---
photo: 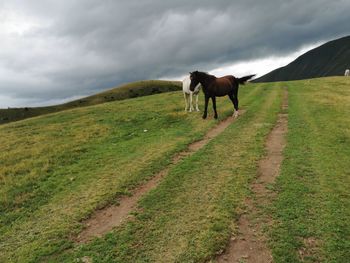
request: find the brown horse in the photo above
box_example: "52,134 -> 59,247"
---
189,71 -> 255,119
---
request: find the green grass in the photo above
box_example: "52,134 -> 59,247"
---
48,83 -> 284,262
0,80 -> 181,125
2,76 -> 349,263
0,83 -> 258,262
269,77 -> 350,262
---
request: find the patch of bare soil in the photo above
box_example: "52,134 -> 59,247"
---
75,111 -> 245,243
216,89 -> 288,263
298,237 -> 319,261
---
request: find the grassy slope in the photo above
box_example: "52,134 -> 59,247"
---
2,77 -> 349,263
269,77 -> 350,262
0,80 -> 181,125
53,83 -> 283,262
0,83 -> 255,262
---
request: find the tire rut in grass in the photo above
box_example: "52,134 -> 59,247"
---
217,89 -> 288,263
75,111 -> 246,243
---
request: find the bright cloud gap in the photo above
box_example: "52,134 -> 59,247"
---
162,42 -> 321,82
0,42 -> 322,108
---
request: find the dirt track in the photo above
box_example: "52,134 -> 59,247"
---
75,111 -> 246,243
217,89 -> 288,263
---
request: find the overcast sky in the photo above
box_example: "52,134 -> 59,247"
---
1,0 -> 350,108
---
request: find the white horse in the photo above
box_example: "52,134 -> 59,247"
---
345,69 -> 350,76
182,75 -> 201,112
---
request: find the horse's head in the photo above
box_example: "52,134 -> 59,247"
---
189,71 -> 200,92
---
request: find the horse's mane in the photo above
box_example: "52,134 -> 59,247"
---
197,71 -> 216,80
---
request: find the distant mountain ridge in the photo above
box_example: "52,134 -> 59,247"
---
254,35 -> 350,82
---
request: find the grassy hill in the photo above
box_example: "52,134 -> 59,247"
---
254,35 -> 350,82
0,80 -> 181,125
1,77 -> 349,262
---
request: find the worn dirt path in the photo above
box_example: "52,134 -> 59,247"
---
75,111 -> 246,243
216,89 -> 288,263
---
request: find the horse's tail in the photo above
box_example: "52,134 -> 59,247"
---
237,74 -> 255,84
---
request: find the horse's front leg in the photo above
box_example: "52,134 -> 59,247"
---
184,93 -> 189,111
195,94 -> 200,111
211,96 -> 218,119
203,95 -> 209,119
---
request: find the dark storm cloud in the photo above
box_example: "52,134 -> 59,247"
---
1,0 -> 350,107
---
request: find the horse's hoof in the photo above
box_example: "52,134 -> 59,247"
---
202,115 -> 207,119
214,115 -> 218,119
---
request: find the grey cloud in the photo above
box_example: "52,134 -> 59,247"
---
1,0 -> 350,107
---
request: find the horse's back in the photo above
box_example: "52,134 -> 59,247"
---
221,75 -> 236,84
215,78 -> 229,86
212,76 -> 235,96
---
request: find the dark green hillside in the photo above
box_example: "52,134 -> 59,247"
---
0,80 -> 181,125
254,35 -> 350,82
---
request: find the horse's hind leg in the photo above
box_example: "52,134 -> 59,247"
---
228,93 -> 239,118
211,96 -> 218,119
